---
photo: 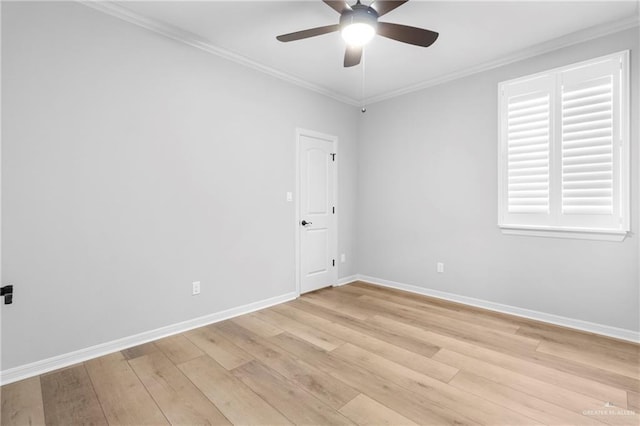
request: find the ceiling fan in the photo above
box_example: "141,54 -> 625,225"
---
276,0 -> 439,67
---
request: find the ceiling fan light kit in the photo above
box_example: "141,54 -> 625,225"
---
340,5 -> 378,47
276,0 -> 439,68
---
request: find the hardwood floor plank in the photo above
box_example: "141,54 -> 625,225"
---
232,360 -> 354,425
338,394 -> 418,426
523,345 -> 639,394
371,314 -> 630,408
351,282 -> 532,324
361,295 -> 541,353
537,340 -> 639,379
1,377 -> 46,426
128,351 -> 231,425
449,370 -> 605,425
231,314 -> 284,337
154,334 -> 204,365
184,326 -> 253,370
121,342 -> 158,360
178,355 -> 292,425
273,302 -> 458,382
269,332 -> 480,425
336,284 -> 521,334
517,322 -> 640,357
84,352 -> 168,425
40,364 -> 107,426
302,288 -> 379,320
254,308 -> 344,351
290,297 -> 372,325
214,319 -> 360,410
289,298 -> 441,357
331,342 -> 540,425
433,348 -> 638,426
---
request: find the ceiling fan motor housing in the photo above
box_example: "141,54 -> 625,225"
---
339,4 -> 379,31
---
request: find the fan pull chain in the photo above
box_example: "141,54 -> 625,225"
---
361,48 -> 367,113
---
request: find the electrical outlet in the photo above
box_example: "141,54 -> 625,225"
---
437,262 -> 444,273
341,253 -> 346,263
286,192 -> 293,202
192,281 -> 201,295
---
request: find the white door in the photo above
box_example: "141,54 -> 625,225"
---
297,129 -> 337,294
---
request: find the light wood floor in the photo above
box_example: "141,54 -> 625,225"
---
2,282 -> 639,425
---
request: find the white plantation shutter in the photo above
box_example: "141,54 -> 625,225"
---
499,51 -> 629,240
561,75 -> 613,215
558,58 -> 623,230
507,88 -> 551,214
500,75 -> 554,227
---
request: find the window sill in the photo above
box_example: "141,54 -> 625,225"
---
499,226 -> 628,242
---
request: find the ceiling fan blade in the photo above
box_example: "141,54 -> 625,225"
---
276,24 -> 340,42
377,22 -> 439,47
370,1 -> 408,17
344,45 -> 363,67
323,1 -> 352,14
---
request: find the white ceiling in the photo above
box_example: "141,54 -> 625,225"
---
110,1 -> 639,104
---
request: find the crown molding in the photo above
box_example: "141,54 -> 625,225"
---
365,14 -> 640,105
80,1 -> 637,108
78,0 -> 360,106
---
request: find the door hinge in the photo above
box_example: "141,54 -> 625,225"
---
332,206 -> 335,214
330,153 -> 336,162
332,259 -> 335,267
1,285 -> 13,305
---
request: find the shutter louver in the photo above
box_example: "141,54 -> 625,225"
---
561,76 -> 613,215
506,91 -> 550,214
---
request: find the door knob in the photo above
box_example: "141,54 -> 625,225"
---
301,220 -> 312,226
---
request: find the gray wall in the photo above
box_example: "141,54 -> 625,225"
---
2,1 -> 638,373
1,2 -> 359,370
358,28 -> 639,332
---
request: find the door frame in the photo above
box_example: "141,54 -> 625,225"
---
294,128 -> 338,296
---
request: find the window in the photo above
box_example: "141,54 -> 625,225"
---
498,51 -> 630,241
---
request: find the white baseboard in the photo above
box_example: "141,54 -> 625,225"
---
0,291 -> 297,386
356,274 -> 640,343
335,275 -> 358,287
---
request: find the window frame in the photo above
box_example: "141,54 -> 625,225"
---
497,51 -> 630,242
